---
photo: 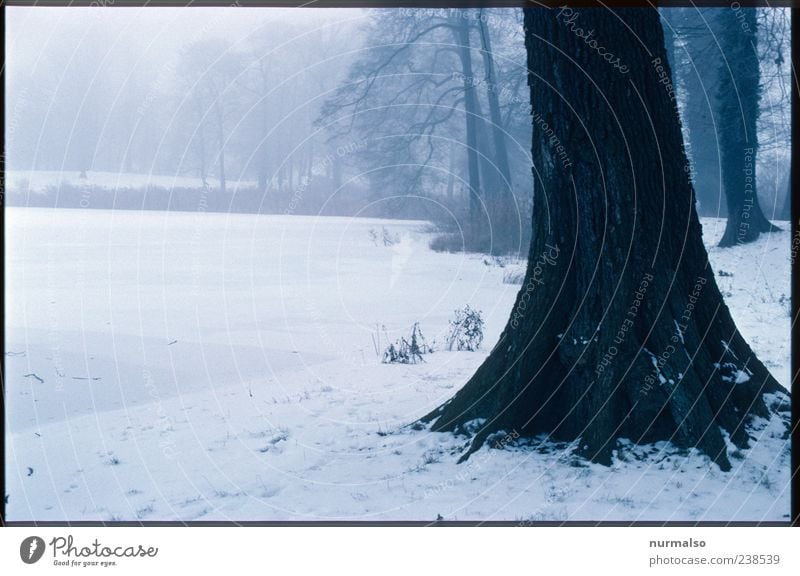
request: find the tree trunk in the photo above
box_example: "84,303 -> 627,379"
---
421,7 -> 785,472
478,9 -> 513,188
717,8 -> 779,246
476,10 -> 518,254
454,19 -> 485,251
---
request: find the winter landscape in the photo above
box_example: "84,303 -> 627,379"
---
4,6 -> 792,523
4,207 -> 791,521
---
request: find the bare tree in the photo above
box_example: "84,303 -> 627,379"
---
177,39 -> 245,193
320,9 -> 529,252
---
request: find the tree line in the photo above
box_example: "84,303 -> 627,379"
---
6,7 -> 790,251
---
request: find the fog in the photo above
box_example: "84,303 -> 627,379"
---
6,7 -> 366,192
4,7 -> 790,241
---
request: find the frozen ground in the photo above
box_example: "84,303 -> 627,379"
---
4,208 -> 791,522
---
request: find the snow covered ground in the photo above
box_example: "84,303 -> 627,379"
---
4,207 -> 791,522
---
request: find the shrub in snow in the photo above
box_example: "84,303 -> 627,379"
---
502,267 -> 526,285
368,226 -> 400,247
382,323 -> 432,364
382,226 -> 399,246
429,232 -> 463,253
446,305 -> 484,351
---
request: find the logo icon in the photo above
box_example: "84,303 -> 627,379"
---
20,536 -> 46,564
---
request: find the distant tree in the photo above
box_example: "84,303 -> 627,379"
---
176,39 -> 245,193
238,22 -> 356,200
756,8 -> 791,222
661,8 -> 727,217
715,8 -> 779,246
664,8 -> 783,243
320,9 -> 530,254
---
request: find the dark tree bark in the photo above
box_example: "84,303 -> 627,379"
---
421,7 -> 785,471
716,8 -> 779,247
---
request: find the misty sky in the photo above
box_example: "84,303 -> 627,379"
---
4,7 -> 371,180
6,7 -> 366,73
4,6 -> 789,215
